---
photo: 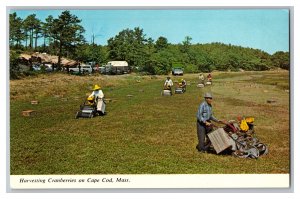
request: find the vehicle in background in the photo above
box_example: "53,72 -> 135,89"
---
91,63 -> 106,74
81,65 -> 93,73
88,61 -> 96,67
105,61 -> 130,75
32,64 -> 41,71
172,67 -> 184,76
99,66 -> 106,74
32,63 -> 53,72
69,64 -> 93,74
44,63 -> 53,72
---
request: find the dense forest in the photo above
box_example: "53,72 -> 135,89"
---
9,10 -> 290,79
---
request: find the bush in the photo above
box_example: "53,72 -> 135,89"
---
184,64 -> 198,73
22,70 -> 38,77
198,64 -> 214,72
10,51 -> 21,79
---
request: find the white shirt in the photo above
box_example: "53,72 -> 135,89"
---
89,90 -> 104,99
199,75 -> 204,80
164,79 -> 173,87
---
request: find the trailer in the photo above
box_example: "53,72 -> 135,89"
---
105,61 -> 130,75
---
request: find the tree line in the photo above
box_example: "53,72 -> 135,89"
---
9,10 -> 290,79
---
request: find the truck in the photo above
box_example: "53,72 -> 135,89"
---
172,67 -> 184,76
69,64 -> 93,74
105,61 -> 130,75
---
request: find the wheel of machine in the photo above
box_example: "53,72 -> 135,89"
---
255,143 -> 268,156
232,145 -> 259,159
247,146 -> 260,159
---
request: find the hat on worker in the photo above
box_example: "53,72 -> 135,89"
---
93,84 -> 101,91
204,92 -> 213,99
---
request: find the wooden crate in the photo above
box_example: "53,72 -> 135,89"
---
197,83 -> 204,88
267,99 -> 276,103
22,110 -> 35,117
31,100 -> 39,104
208,128 -> 233,154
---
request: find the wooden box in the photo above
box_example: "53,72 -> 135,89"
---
31,100 -> 39,104
197,83 -> 204,88
208,128 -> 233,154
22,110 -> 35,117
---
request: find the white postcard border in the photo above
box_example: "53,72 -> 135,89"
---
11,174 -> 289,189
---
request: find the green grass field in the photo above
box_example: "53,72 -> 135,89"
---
10,70 -> 290,174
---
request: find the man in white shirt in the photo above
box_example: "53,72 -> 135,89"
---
164,76 -> 173,94
199,73 -> 205,84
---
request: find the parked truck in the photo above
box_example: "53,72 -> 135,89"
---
69,64 -> 93,74
172,67 -> 184,76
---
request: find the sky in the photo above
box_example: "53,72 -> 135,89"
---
10,9 -> 289,55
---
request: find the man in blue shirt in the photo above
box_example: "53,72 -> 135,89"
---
196,92 -> 222,152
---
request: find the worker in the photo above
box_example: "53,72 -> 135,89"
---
87,96 -> 95,106
89,84 -> 105,115
196,92 -> 223,153
164,76 -> 174,93
180,78 -> 187,92
199,73 -> 205,84
207,73 -> 212,82
94,63 -> 99,73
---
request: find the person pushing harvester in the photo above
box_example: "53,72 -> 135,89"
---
195,92 -> 268,158
162,76 -> 174,95
196,92 -> 224,153
199,73 -> 205,85
175,78 -> 187,94
75,84 -> 106,118
164,76 -> 173,90
89,84 -> 105,115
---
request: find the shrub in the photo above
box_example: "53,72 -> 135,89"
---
184,64 -> 198,73
10,51 -> 21,79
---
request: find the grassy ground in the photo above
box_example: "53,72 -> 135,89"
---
10,70 -> 290,174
